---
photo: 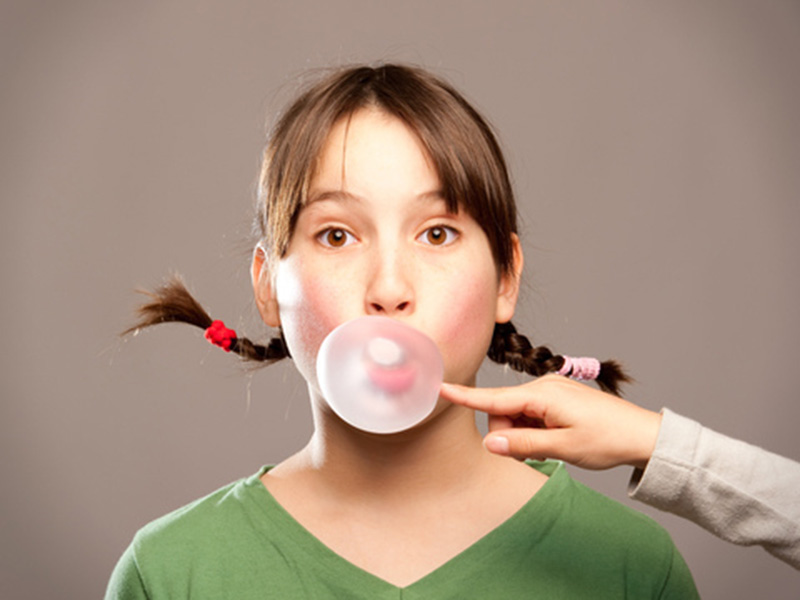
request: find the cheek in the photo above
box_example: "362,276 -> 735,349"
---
274,259 -> 351,387
426,267 -> 500,382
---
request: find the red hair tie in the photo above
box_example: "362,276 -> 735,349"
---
204,320 -> 237,352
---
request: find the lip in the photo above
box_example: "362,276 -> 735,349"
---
366,363 -> 417,394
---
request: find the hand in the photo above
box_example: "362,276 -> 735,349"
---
440,374 -> 662,470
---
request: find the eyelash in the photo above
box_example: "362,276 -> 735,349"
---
417,224 -> 459,246
316,227 -> 357,248
315,224 -> 460,249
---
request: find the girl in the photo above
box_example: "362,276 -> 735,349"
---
107,64 -> 698,598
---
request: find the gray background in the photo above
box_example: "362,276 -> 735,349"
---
2,0 -> 799,598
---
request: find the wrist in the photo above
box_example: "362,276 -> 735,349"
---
628,408 -> 662,470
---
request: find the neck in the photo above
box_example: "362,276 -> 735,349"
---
291,391 -> 491,503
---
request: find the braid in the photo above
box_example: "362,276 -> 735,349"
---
488,322 -> 631,396
122,274 -> 290,364
230,334 -> 290,363
487,322 -> 562,377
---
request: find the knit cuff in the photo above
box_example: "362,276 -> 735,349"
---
628,408 -> 703,508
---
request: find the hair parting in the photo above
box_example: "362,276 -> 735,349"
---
122,275 -> 289,364
488,322 -> 631,395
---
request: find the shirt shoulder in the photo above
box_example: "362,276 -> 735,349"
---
125,468 -> 282,595
530,460 -> 672,543
135,476 -> 240,543
525,461 -> 698,598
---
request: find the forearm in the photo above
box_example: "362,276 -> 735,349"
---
629,409 -> 800,569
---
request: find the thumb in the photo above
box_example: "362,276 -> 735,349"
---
484,428 -> 571,462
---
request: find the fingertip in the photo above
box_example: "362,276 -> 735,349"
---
439,381 -> 466,401
484,435 -> 510,456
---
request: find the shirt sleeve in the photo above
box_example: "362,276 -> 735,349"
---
628,408 -> 800,570
105,542 -> 150,600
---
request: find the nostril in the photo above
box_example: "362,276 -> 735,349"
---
367,300 -> 411,315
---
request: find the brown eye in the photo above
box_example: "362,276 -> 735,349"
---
427,227 -> 445,245
319,228 -> 353,248
420,225 -> 457,246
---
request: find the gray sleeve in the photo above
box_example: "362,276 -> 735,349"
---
628,408 -> 800,570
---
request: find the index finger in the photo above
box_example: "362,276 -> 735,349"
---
439,381 -> 547,418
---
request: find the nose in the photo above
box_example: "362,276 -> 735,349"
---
364,245 -> 414,316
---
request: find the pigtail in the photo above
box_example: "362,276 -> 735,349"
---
488,322 -> 631,396
487,322 -> 562,377
122,275 -> 290,364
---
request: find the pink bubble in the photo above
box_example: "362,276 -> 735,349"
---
316,316 -> 444,434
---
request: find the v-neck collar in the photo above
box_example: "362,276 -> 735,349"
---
242,461 -> 566,596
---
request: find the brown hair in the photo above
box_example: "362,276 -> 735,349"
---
256,64 -> 516,272
126,63 -> 630,394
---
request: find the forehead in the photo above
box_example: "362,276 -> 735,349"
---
308,108 -> 441,202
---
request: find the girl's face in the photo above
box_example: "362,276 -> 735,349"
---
253,108 -> 521,413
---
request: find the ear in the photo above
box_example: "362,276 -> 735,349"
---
251,244 -> 281,328
495,233 -> 523,324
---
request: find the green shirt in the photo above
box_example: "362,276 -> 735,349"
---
106,461 -> 698,599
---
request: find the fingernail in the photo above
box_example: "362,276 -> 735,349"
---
485,436 -> 509,455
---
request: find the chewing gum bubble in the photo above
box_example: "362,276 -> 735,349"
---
316,316 -> 444,434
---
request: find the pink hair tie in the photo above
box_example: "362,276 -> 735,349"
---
557,356 -> 601,381
204,320 -> 237,352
